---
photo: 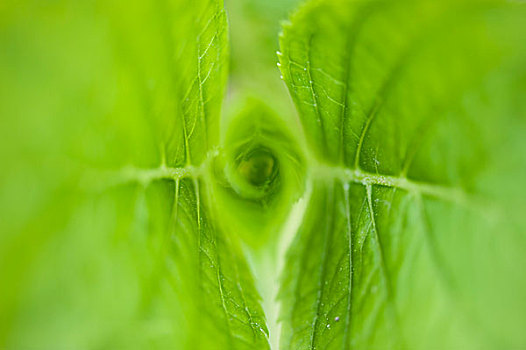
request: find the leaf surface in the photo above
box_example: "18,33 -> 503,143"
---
278,0 -> 526,348
0,1 -> 269,348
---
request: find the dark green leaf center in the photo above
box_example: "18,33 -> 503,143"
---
237,148 -> 278,187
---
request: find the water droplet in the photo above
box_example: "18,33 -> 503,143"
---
335,316 -> 340,322
277,62 -> 281,67
326,324 -> 331,329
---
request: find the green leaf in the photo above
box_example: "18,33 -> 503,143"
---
213,98 -> 306,247
278,0 -> 526,348
4,0 -> 526,348
0,0 -> 269,348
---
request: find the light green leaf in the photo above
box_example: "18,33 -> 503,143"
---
0,0 -> 269,348
213,98 -> 306,247
278,0 -> 526,348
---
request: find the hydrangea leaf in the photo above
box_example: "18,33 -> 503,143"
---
278,0 -> 526,348
0,1 -> 269,348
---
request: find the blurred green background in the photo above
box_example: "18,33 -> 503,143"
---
225,0 -> 298,112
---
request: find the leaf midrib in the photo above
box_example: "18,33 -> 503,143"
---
103,161 -> 476,207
